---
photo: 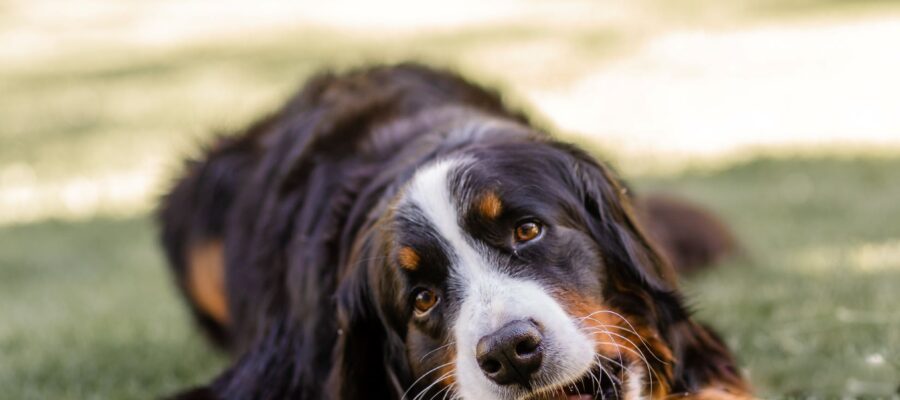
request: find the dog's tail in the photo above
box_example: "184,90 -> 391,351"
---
635,194 -> 738,274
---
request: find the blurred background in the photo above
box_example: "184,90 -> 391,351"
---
2,0 -> 899,398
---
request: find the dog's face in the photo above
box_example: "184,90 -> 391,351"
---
366,141 -> 677,400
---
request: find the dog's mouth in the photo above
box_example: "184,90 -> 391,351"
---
526,365 -> 621,400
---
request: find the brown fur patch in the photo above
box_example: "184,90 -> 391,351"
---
398,246 -> 420,271
477,191 -> 502,220
187,240 -> 229,325
437,348 -> 458,388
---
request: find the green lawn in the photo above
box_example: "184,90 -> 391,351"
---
0,217 -> 225,399
1,156 -> 898,398
637,156 -> 900,397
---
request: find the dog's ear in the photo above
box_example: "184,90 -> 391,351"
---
565,147 -> 679,295
566,146 -> 752,397
327,227 -> 411,400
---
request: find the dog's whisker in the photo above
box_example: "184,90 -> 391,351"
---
579,317 -> 669,367
593,328 -> 626,399
412,370 -> 456,400
578,311 -> 670,365
439,382 -> 457,400
583,327 -> 654,362
586,361 -> 608,400
588,335 -> 655,396
592,350 -> 628,387
590,345 -> 629,372
589,324 -> 627,378
427,377 -> 456,400
418,341 -> 456,363
593,352 -> 624,400
401,361 -> 456,400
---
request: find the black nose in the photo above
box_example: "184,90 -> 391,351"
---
475,319 -> 543,387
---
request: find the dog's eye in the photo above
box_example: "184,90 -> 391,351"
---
514,221 -> 542,243
413,289 -> 439,314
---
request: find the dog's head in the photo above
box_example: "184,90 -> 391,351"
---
331,138 -> 685,400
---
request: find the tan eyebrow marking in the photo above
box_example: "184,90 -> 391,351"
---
397,246 -> 420,271
477,191 -> 503,220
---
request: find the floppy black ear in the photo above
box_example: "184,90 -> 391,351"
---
326,230 -> 411,400
565,146 -> 679,295
566,146 -> 752,395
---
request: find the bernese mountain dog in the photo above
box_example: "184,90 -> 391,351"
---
159,63 -> 751,400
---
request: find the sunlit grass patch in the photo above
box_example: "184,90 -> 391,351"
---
791,239 -> 900,273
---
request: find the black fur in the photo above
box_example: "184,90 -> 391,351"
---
159,63 -> 747,399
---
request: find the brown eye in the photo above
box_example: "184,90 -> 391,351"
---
514,221 -> 542,243
414,289 -> 438,314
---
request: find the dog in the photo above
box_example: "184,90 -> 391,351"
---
159,63 -> 750,400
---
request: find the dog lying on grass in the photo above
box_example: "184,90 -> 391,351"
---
159,63 -> 749,400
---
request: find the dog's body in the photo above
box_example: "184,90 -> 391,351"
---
160,64 -> 749,400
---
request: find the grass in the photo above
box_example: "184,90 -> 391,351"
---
0,217 -> 225,399
636,156 -> 900,396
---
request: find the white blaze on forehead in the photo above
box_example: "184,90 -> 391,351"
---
404,158 -> 482,274
405,158 -> 500,294
404,158 -> 597,400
